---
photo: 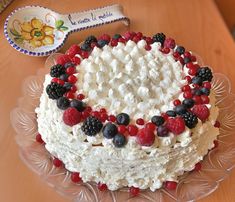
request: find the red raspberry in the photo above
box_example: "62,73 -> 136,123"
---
136,128 -> 155,146
123,31 -> 135,40
173,99 -> 181,106
81,111 -> 90,119
118,37 -> 126,43
184,76 -> 192,84
183,91 -> 193,99
99,108 -> 107,113
110,39 -> 118,47
71,172 -> 81,183
108,115 -> 116,122
181,85 -> 191,92
71,56 -> 81,65
70,85 -> 77,93
36,133 -> 44,144
65,91 -> 75,99
145,44 -> 151,51
161,113 -> 169,121
66,67 -> 76,75
85,106 -> 92,112
129,186 -> 140,196
91,111 -> 100,119
188,67 -> 197,76
98,182 -> 108,191
194,162 -> 202,171
132,36 -> 141,43
191,55 -> 196,62
203,82 -> 211,89
127,124 -> 138,136
56,54 -> 71,65
164,181 -> 177,190
164,38 -> 175,49
184,51 -> 191,57
136,118 -> 145,125
90,42 -> 97,49
178,57 -> 184,65
99,34 -> 111,42
145,37 -> 153,44
68,75 -> 77,83
161,47 -> 170,54
57,79 -> 65,86
118,125 -> 126,134
51,78 -> 59,83
214,121 -> 220,128
77,93 -> 85,100
145,122 -> 156,131
53,158 -> 62,167
166,117 -> 185,135
66,44 -> 81,57
201,95 -> 210,104
193,95 -> 202,105
81,51 -> 89,59
63,107 -> 81,126
100,113 -> 108,122
173,52 -> 180,58
192,105 -> 210,122
136,32 -> 143,38
186,62 -> 194,69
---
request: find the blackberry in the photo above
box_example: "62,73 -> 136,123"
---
50,64 -> 66,78
63,82 -> 73,91
46,82 -> 66,100
116,113 -> 130,126
152,33 -> 166,45
64,62 -> 75,68
81,43 -> 91,51
175,46 -> 185,55
57,97 -> 70,110
84,35 -> 97,45
181,111 -> 198,129
151,116 -> 164,126
81,116 -> 103,136
197,67 -> 213,82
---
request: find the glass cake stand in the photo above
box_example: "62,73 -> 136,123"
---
10,53 -> 235,202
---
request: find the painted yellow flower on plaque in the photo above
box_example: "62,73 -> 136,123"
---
10,16 -> 68,49
20,18 -> 54,47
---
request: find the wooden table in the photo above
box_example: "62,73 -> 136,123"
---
0,0 -> 235,201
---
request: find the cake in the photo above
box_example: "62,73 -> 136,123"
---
36,32 -> 220,193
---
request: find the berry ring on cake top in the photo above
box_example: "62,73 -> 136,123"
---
36,31 -> 219,193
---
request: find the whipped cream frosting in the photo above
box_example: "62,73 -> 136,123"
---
36,40 -> 220,191
77,40 -> 186,120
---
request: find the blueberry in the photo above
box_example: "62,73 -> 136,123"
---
166,110 -> 176,117
64,62 -> 75,68
63,82 -> 72,90
176,46 -> 185,55
184,57 -> 191,64
102,123 -> 118,139
60,74 -> 69,81
97,40 -> 109,48
157,125 -> 169,137
200,87 -> 210,96
151,116 -> 164,126
56,97 -> 70,110
113,133 -> 127,148
182,98 -> 195,108
70,99 -> 86,112
116,113 -> 130,125
113,34 -> 121,39
174,104 -> 187,115
192,76 -> 203,86
81,43 -> 91,51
